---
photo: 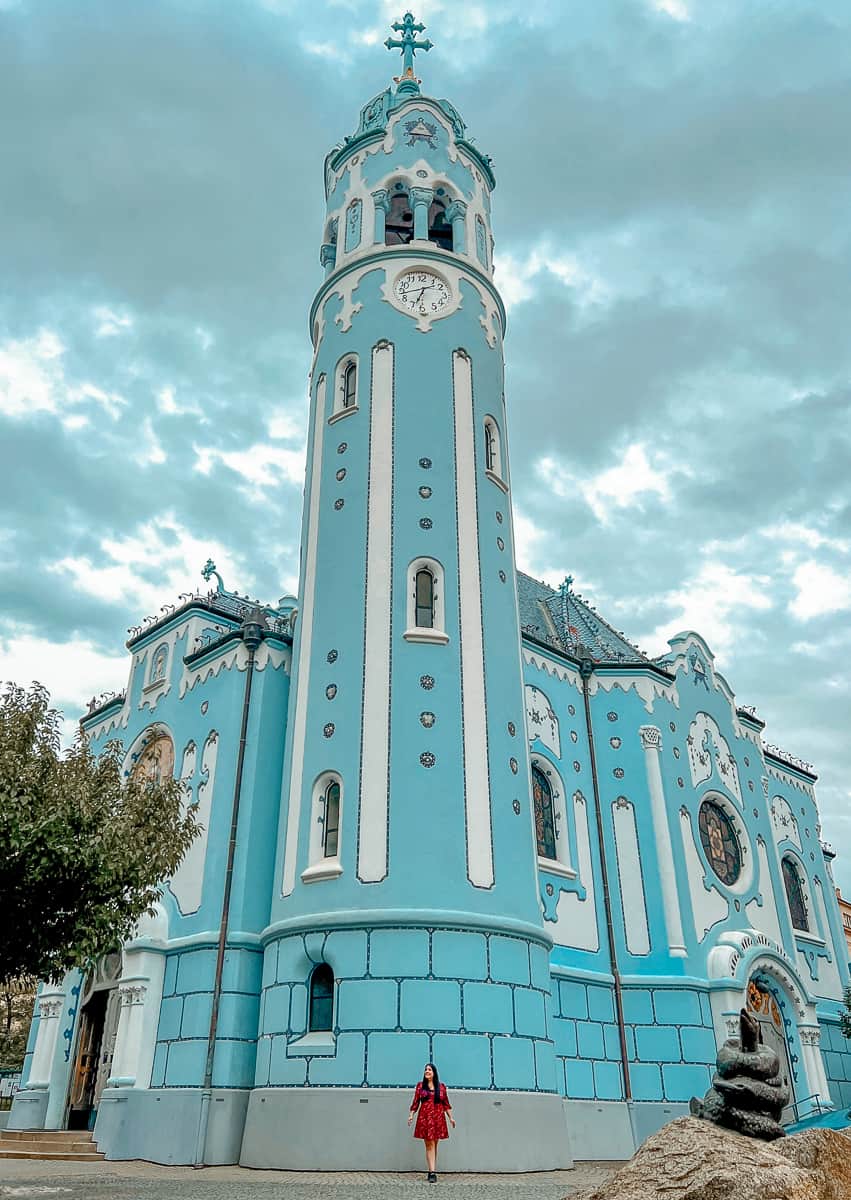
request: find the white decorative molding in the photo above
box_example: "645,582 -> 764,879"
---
585,670 -> 680,715
168,730 -> 218,915
522,649 -> 582,692
687,712 -> 742,804
552,790 -> 598,951
180,638 -> 289,699
357,341 -> 394,884
767,762 -> 815,799
525,685 -> 561,757
612,797 -> 650,955
638,724 -> 662,750
640,725 -> 687,956
282,373 -> 327,897
453,349 -> 493,888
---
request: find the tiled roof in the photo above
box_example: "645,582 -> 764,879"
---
516,571 -> 650,665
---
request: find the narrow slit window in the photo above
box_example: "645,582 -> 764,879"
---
343,361 -> 357,409
415,568 -> 435,629
308,964 -> 334,1032
485,422 -> 497,473
323,781 -> 340,858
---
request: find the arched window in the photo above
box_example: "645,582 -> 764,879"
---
782,857 -> 809,932
483,416 -> 506,489
532,765 -> 557,861
331,354 -> 358,420
415,567 -> 435,629
385,190 -> 414,245
427,198 -> 452,251
697,798 -> 742,886
308,964 -> 334,1032
404,558 -> 448,644
343,361 -> 357,410
323,780 -> 340,858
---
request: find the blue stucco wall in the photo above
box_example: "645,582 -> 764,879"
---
550,978 -> 715,1103
257,927 -> 555,1093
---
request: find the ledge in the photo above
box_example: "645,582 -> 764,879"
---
537,858 -> 577,880
328,405 -> 358,425
403,628 -> 450,645
301,860 -> 344,884
485,470 -> 509,494
286,1032 -> 336,1058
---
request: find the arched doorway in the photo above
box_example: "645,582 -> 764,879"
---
746,976 -> 793,1096
67,953 -> 122,1130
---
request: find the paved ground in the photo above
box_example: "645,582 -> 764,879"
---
0,1158 -> 618,1200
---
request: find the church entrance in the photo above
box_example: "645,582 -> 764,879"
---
66,955 -> 122,1131
746,977 -> 793,1096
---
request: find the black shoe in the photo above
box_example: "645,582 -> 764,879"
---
427,1172 -> 437,1182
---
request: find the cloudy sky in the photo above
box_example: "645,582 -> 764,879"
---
2,0 -> 849,883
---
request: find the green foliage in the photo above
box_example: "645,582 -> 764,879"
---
0,683 -> 199,984
840,985 -> 851,1041
0,980 -> 36,1070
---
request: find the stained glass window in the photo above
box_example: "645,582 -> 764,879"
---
698,798 -> 741,886
532,765 -> 557,861
782,857 -> 809,932
131,733 -> 175,787
308,964 -> 334,1032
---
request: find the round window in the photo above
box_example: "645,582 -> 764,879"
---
698,799 -> 742,886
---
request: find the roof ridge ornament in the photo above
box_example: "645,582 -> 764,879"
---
385,11 -> 432,94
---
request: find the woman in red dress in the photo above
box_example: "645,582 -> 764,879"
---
407,1062 -> 455,1182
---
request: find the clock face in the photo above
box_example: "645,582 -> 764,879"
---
394,270 -> 452,316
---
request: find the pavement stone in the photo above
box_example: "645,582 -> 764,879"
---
0,1157 -> 617,1200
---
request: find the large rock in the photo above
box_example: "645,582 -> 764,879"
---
578,1116 -> 851,1200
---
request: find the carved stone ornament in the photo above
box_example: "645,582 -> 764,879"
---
119,983 -> 147,1007
639,725 -> 662,751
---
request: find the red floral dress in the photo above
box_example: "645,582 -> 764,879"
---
410,1082 -> 451,1140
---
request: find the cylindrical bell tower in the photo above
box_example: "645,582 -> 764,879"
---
245,15 -> 569,1171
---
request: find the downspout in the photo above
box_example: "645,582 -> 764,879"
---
579,655 -> 632,1102
193,607 -> 265,1167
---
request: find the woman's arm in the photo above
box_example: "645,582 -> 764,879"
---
407,1085 -> 420,1124
442,1085 -> 456,1127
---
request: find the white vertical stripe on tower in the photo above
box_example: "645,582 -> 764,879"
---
453,349 -> 494,888
281,374 -> 327,896
357,341 -> 394,883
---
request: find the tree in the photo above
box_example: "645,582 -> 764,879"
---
840,985 -> 851,1041
0,683 -> 199,984
0,978 -> 36,1070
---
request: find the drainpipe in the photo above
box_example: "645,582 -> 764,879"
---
579,654 -> 632,1101
193,608 -> 265,1168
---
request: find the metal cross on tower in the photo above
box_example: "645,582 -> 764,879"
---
385,11 -> 432,85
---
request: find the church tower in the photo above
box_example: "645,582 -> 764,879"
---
244,15 -> 568,1170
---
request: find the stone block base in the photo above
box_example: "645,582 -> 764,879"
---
241,1087 -> 572,1171
93,1088 -> 249,1165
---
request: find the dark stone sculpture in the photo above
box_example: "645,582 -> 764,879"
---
689,1008 -> 790,1140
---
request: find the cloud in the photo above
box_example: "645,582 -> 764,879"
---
648,561 -> 773,657
538,443 -> 684,524
790,561 -> 851,621
0,627 -> 128,729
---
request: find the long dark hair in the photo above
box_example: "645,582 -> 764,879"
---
421,1062 -> 441,1103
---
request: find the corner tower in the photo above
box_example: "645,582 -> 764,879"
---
247,16 -> 568,1170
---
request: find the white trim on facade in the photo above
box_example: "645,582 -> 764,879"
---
452,349 -> 493,889
357,341 -> 394,883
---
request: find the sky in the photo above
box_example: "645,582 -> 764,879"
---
1,0 -> 850,884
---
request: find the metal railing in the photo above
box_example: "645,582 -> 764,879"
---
781,1092 -> 831,1126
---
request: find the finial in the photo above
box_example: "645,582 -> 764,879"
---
201,558 -> 225,593
385,11 -> 432,93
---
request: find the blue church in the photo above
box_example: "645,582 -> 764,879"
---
11,14 -> 851,1170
